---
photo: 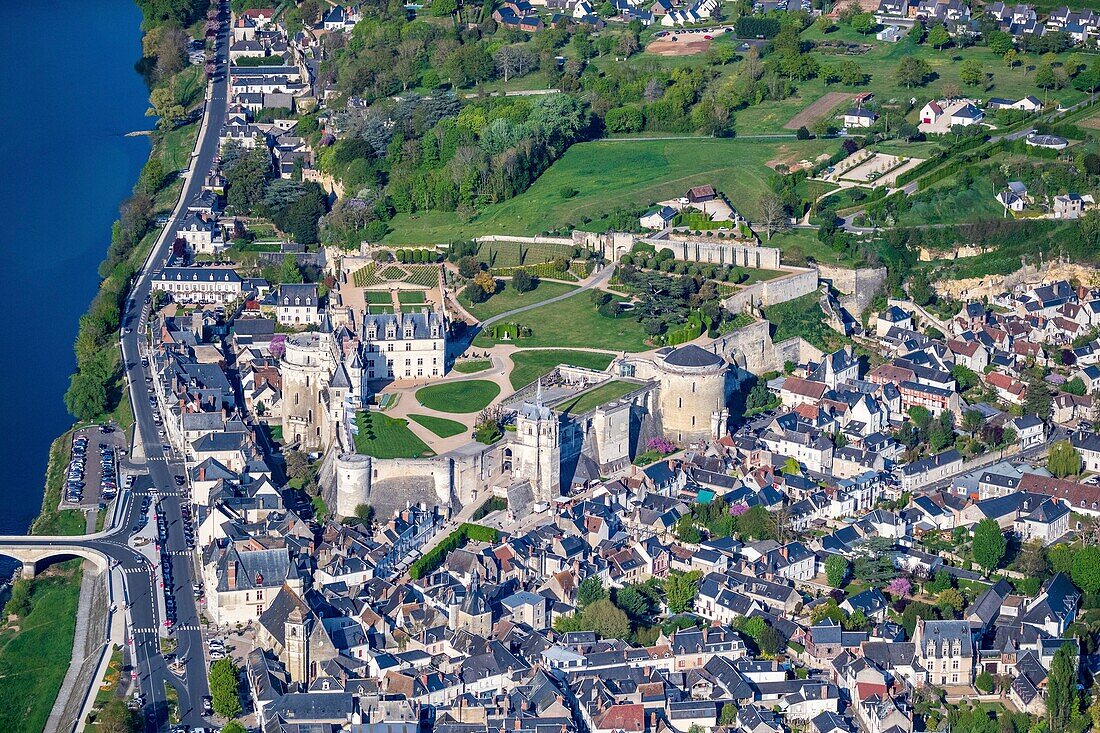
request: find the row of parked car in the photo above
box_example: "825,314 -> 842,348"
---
66,435 -> 90,503
155,503 -> 177,632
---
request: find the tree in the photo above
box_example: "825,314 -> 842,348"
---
583,598 -> 631,639
758,624 -> 783,656
908,405 -> 933,430
209,658 -> 243,718
146,84 -> 185,130
851,12 -> 876,33
665,570 -> 701,613
825,554 -> 849,587
221,724 -> 248,733
758,194 -> 786,241
988,30 -> 1015,55
278,254 -> 304,284
577,576 -> 606,608
137,156 -> 166,196
493,45 -> 537,83
937,588 -> 965,614
1048,440 -> 1082,478
975,670 -> 995,693
97,698 -> 139,733
960,59 -> 985,86
354,503 -> 375,525
675,515 -> 702,544
1036,63 -> 1060,90
473,270 -> 497,296
909,270 -> 934,306
511,268 -> 536,293
928,570 -> 952,594
962,408 -> 984,437
896,57 -> 933,87
65,371 -> 108,421
1003,49 -> 1020,67
972,519 -> 1007,575
719,703 -> 738,726
1046,644 -> 1079,733
458,256 -> 482,279
615,586 -> 651,619
927,24 -> 951,49
1071,546 -> 1100,594
1025,373 -> 1053,421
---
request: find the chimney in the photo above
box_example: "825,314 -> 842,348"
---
228,560 -> 238,589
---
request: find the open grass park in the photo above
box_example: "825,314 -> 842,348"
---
553,380 -> 641,415
509,350 -> 616,390
409,413 -> 468,438
382,137 -> 837,244
416,380 -> 501,413
353,411 -> 434,458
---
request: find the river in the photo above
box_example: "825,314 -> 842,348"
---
0,1 -> 151,563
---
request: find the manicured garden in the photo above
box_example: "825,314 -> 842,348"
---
415,380 -> 501,413
409,413 -> 467,438
353,411 -> 434,458
553,380 -> 641,415
398,290 -> 427,304
364,291 -> 393,305
382,138 -> 837,243
509,350 -> 616,390
461,280 -> 577,321
453,359 -> 493,374
473,292 -> 650,352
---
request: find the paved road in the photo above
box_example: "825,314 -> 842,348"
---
115,2 -> 233,728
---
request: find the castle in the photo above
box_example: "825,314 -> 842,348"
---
280,308 -> 448,450
330,343 -> 737,519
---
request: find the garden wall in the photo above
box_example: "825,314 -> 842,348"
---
722,268 -> 818,313
706,318 -> 823,375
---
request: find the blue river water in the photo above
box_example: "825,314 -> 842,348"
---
0,1 -> 151,549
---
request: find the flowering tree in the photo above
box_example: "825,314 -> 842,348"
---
647,437 -> 677,454
270,334 -> 287,359
730,503 -> 749,517
886,577 -> 911,597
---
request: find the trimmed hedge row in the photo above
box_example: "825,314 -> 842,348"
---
408,522 -> 500,579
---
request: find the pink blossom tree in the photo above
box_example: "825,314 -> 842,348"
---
886,577 -> 911,597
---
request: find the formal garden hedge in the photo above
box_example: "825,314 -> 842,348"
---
409,523 -> 500,579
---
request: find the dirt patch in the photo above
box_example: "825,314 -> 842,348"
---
934,261 -> 1100,301
828,0 -> 877,14
784,91 -> 853,130
1079,113 -> 1100,130
646,35 -> 713,56
766,144 -> 814,170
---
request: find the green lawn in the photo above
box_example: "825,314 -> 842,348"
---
416,380 -> 501,413
409,413 -> 468,438
461,281 -> 578,320
474,294 -> 651,352
0,570 -> 83,733
353,411 -> 434,458
765,229 -> 862,268
453,359 -> 493,374
31,432 -> 86,537
382,138 -> 838,244
398,291 -> 427,304
509,350 -> 616,390
365,291 -> 394,305
896,180 -> 1004,226
553,380 -> 641,415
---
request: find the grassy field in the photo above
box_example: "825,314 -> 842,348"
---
554,380 -> 641,415
31,432 -> 87,537
453,359 -> 493,374
509,349 -> 616,390
398,291 -> 427,304
416,380 -> 501,413
383,138 -> 838,244
409,413 -> 468,438
897,181 -> 1004,226
157,121 -> 199,173
0,569 -> 83,733
461,281 -> 578,321
353,411 -> 434,458
364,291 -> 393,305
474,294 -> 651,352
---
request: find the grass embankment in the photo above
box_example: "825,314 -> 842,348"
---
409,414 -> 468,438
353,412 -> 434,458
0,569 -> 83,733
762,291 -> 853,352
383,138 -> 837,243
415,380 -> 501,413
474,294 -> 650,352
461,281 -> 578,321
553,380 -> 641,415
509,350 -> 615,390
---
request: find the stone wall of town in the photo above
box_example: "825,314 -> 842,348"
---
334,453 -> 464,518
816,264 -> 888,316
722,268 -> 819,313
706,319 -> 823,376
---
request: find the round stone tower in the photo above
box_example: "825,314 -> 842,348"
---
334,452 -> 372,517
655,343 -> 729,444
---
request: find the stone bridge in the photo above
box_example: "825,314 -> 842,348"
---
0,536 -> 111,579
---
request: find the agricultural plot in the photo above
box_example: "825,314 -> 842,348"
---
476,240 -> 579,269
784,91 -> 853,130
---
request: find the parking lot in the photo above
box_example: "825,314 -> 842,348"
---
60,424 -> 128,509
